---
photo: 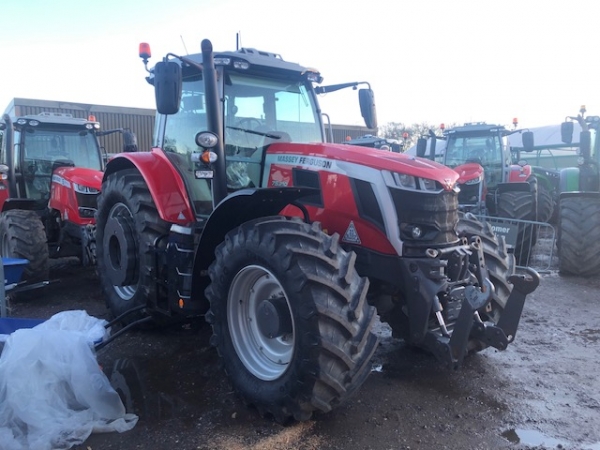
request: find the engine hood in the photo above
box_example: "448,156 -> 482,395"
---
268,142 -> 460,190
453,162 -> 484,184
52,166 -> 104,190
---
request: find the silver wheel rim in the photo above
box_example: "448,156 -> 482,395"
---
228,265 -> 295,381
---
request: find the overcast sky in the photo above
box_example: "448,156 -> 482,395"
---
1,0 -> 598,130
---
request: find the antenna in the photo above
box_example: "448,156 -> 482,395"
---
236,31 -> 242,50
180,35 -> 189,55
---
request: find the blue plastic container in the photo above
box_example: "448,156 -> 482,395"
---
2,258 -> 29,285
0,317 -> 44,335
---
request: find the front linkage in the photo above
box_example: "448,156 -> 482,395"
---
399,237 -> 540,370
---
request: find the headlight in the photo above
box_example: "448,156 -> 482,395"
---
195,131 -> 219,149
464,175 -> 483,185
73,183 -> 100,194
391,173 -> 440,191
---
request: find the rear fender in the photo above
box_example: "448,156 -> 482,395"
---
104,149 -> 195,224
559,167 -> 580,193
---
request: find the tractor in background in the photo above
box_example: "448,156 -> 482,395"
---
93,38 -> 538,423
556,106 -> 600,276
0,112 -> 133,284
417,121 -> 555,264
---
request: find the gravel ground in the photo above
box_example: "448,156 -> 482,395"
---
4,259 -> 600,450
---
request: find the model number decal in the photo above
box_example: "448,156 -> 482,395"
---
275,155 -> 332,169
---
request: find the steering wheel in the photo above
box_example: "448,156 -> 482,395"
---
228,118 -> 264,149
235,118 -> 263,130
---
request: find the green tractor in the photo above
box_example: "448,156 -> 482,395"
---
557,106 -> 600,276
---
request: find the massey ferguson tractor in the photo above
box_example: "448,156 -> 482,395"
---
94,39 -> 539,423
0,112 -> 132,285
417,121 -> 556,265
556,106 -> 600,276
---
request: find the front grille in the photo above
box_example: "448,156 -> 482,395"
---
457,182 -> 480,205
75,192 -> 98,210
390,188 -> 459,250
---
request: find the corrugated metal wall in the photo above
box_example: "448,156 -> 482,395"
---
7,98 -> 156,154
7,97 -> 375,150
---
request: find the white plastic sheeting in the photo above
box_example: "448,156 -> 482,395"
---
0,310 -> 138,450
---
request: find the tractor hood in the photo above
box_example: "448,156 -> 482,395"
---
452,162 -> 484,185
267,142 -> 460,190
52,166 -> 103,191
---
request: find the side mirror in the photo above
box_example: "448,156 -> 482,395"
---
416,138 -> 427,157
579,130 -> 591,161
521,131 -> 534,151
153,61 -> 182,115
561,121 -> 573,144
358,89 -> 377,130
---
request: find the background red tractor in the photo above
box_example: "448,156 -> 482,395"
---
417,121 -> 556,264
0,112 -> 133,286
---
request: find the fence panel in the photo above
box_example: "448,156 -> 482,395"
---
476,215 -> 558,273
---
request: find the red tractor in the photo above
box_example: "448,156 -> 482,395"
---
0,112 -> 130,284
94,39 -> 539,423
417,121 -> 556,264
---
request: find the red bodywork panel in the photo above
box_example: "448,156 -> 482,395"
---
507,164 -> 532,182
452,162 -> 484,185
0,180 -> 8,210
107,149 -> 195,224
269,143 -> 459,255
50,167 -> 103,226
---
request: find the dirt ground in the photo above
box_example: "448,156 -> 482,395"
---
5,259 -> 600,450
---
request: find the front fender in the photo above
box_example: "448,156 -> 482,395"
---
104,149 -> 194,224
191,187 -> 318,299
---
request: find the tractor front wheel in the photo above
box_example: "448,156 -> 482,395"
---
205,216 -> 379,423
0,209 -> 49,285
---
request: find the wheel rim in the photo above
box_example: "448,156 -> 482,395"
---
228,265 -> 295,381
105,202 -> 137,300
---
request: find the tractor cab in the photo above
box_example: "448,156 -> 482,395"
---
0,113 -> 103,210
143,43 -> 377,218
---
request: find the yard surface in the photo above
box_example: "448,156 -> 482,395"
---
6,261 -> 600,450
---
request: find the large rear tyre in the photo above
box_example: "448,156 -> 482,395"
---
0,209 -> 49,288
537,184 -> 555,224
95,169 -> 169,323
497,190 -> 536,266
205,216 -> 379,423
558,196 -> 600,277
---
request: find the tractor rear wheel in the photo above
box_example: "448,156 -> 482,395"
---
497,190 -> 536,265
537,184 -> 554,224
558,196 -> 600,277
0,209 -> 49,285
205,216 -> 379,423
95,169 -> 169,323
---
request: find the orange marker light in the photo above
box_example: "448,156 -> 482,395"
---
88,115 -> 96,122
139,43 -> 151,60
178,298 -> 184,308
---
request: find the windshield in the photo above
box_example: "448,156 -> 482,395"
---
161,69 -> 323,216
21,127 -> 103,171
445,133 -> 505,188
